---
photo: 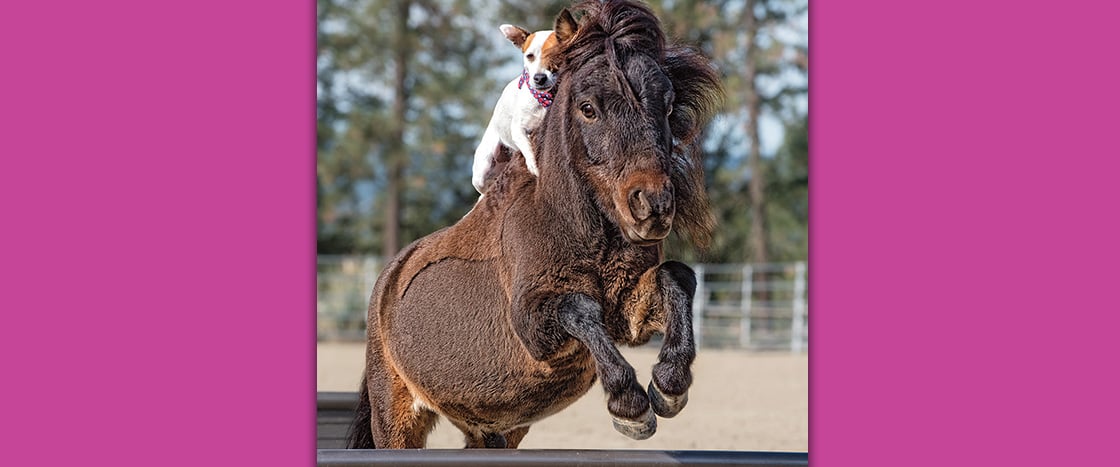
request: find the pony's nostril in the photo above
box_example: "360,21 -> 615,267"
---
629,186 -> 676,223
651,189 -> 673,214
630,189 -> 652,221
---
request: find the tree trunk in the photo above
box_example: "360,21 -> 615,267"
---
383,0 -> 411,260
743,0 -> 774,333
743,0 -> 768,266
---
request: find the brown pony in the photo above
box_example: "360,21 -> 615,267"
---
347,0 -> 722,449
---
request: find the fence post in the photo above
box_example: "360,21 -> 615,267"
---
739,265 -> 753,350
692,264 -> 705,349
791,261 -> 806,353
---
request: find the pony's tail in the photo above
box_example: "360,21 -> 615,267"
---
345,373 -> 375,449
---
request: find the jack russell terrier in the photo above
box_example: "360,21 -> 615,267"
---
471,22 -> 564,194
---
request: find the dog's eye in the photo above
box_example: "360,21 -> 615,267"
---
526,53 -> 536,61
580,102 -> 596,120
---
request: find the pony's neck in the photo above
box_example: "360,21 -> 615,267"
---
533,133 -> 610,244
529,89 -> 620,246
536,162 -> 603,242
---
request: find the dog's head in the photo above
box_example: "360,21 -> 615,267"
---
499,24 -> 562,91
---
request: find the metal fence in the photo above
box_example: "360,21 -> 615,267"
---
317,256 -> 807,353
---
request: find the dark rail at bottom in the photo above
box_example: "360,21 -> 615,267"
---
317,392 -> 808,466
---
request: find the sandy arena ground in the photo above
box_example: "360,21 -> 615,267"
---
318,342 -> 807,451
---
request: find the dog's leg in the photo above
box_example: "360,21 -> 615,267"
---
511,120 -> 539,177
472,128 -> 502,193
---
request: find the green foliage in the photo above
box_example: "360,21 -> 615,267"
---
317,0 -> 508,254
657,0 -> 808,263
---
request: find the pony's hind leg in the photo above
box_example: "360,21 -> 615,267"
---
364,343 -> 439,448
450,422 -> 529,448
449,420 -> 490,448
554,293 -> 656,440
502,426 -> 531,448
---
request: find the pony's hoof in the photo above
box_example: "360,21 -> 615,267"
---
611,408 -> 657,440
648,380 -> 689,418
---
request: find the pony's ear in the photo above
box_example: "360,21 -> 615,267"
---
663,46 -> 723,146
500,24 -> 530,48
554,9 -> 577,45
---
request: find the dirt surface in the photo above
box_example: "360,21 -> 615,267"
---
318,342 -> 807,451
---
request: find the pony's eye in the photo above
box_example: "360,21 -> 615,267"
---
580,102 -> 596,119
666,104 -> 673,116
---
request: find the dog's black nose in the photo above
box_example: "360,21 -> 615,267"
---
533,73 -> 548,86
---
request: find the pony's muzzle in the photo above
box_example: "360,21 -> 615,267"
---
628,187 -> 673,222
623,183 -> 675,244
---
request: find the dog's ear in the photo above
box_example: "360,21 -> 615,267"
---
499,24 -> 530,48
553,9 -> 577,45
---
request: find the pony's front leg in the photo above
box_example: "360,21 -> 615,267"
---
554,293 -> 657,440
625,261 -> 697,419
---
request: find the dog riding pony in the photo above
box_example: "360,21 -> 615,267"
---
348,0 -> 722,448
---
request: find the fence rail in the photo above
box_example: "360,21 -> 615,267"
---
317,256 -> 807,353
318,448 -> 808,466
317,393 -> 807,466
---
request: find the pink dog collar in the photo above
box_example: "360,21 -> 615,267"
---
518,69 -> 554,108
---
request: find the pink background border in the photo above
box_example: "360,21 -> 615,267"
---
2,1 -> 316,465
814,1 -> 1119,465
3,0 -> 1117,465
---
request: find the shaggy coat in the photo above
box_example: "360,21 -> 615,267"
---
348,0 -> 722,449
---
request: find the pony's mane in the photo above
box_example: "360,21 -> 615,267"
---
563,0 -> 723,248
565,0 -> 665,81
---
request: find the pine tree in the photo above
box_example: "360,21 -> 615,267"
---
317,0 -> 506,255
316,0 -> 809,265
650,0 -> 807,264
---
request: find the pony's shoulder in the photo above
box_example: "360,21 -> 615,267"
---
382,154 -> 535,301
385,203 -> 503,300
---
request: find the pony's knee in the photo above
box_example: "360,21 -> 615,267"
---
659,261 -> 697,298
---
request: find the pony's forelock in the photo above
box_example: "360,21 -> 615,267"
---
564,0 -> 665,70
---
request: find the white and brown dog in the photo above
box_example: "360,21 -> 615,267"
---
471,23 -> 564,194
